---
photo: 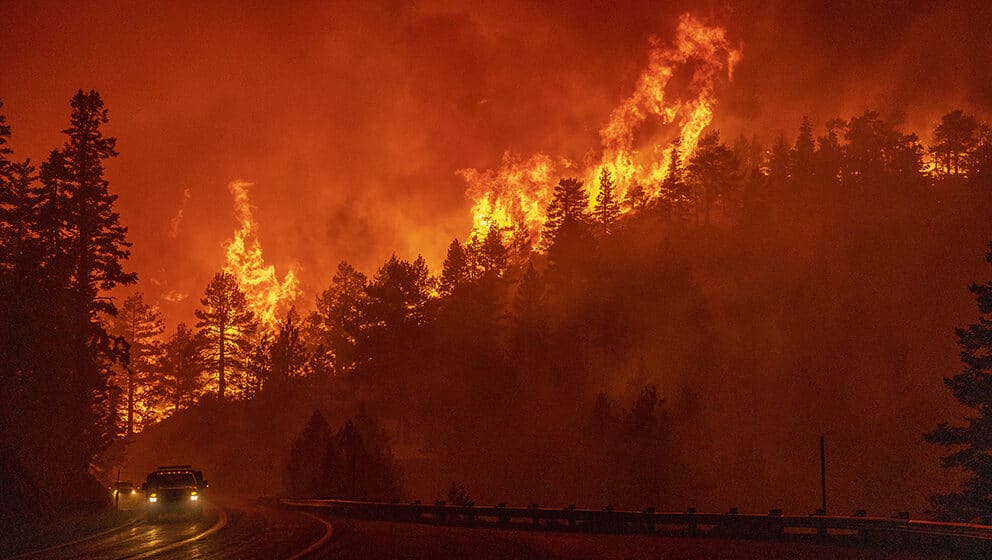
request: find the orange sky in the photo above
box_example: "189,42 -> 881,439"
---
2,0 -> 991,329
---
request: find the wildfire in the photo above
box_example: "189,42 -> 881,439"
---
460,14 -> 742,245
224,180 -> 301,330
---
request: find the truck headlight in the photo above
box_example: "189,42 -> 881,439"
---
149,492 -> 157,503
190,491 -> 198,501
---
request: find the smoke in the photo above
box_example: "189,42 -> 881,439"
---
168,188 -> 192,238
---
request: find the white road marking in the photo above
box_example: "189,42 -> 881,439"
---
124,506 -> 228,559
285,511 -> 334,560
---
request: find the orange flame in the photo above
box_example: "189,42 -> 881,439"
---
223,180 -> 301,330
461,14 -> 741,245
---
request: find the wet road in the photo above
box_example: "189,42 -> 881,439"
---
5,504 -> 955,560
5,500 -> 329,560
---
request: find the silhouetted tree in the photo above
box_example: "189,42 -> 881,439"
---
660,135 -> 692,221
287,409 -> 332,496
0,101 -> 38,265
931,110 -> 978,178
364,254 -> 435,332
623,182 -> 648,212
542,178 -> 594,267
267,308 -> 307,392
0,91 -> 135,512
688,131 -> 738,225
309,261 -> 368,374
793,117 -> 815,187
107,292 -> 164,435
971,124 -> 992,183
814,119 -> 845,187
195,271 -> 257,399
926,242 -> 992,522
470,226 -> 509,279
439,238 -> 470,296
594,168 -> 620,235
157,323 -> 205,413
843,111 -> 923,187
321,414 -> 400,500
41,90 -> 136,313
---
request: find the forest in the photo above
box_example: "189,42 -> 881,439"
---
3,91 -> 992,523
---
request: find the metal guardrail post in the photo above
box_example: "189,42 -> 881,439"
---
276,497 -> 992,554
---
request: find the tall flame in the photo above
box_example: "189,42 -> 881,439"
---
224,180 -> 301,330
462,14 -> 742,245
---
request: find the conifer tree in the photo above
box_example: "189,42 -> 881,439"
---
931,110 -> 978,178
268,308 -> 307,391
688,131 -> 738,225
195,271 -> 256,399
541,178 -> 594,265
594,168 -> 620,235
108,293 -> 164,435
287,409 -> 332,496
158,323 -> 205,413
474,226 -> 509,279
42,90 -> 136,313
926,242 -> 992,521
793,116 -> 815,186
661,136 -> 692,221
310,261 -> 368,374
440,238 -> 470,295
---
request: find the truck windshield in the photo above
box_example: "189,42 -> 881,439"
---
152,473 -> 196,487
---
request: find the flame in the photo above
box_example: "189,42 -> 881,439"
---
223,180 -> 301,330
460,14 -> 741,245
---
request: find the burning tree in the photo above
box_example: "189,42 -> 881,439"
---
195,271 -> 257,399
927,242 -> 992,522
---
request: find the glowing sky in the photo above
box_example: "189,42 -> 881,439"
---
2,0 -> 990,327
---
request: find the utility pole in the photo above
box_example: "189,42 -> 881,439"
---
820,435 -> 827,514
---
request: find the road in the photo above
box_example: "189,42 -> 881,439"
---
4,501 -> 955,560
3,500 -> 329,560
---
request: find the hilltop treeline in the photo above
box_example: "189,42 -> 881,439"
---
4,94 -> 992,518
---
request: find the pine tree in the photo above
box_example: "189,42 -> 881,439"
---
474,226 -> 509,279
268,308 -> 307,391
661,136 -> 692,221
195,271 -> 257,399
541,178 -> 593,268
688,131 -> 738,225
1,91 -> 135,509
541,178 -> 588,247
594,168 -> 620,236
793,116 -> 815,187
108,293 -> 164,435
0,100 -> 38,263
439,239 -> 470,296
310,261 -> 368,374
45,90 -> 136,313
931,110 -> 979,178
926,242 -> 992,522
158,323 -> 205,413
287,409 -> 332,496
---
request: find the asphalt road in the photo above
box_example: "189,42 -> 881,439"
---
3,500 -> 328,560
4,501 -> 955,560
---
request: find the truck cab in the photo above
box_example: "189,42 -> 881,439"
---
141,465 -> 208,521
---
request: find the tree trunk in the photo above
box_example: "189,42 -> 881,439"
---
219,327 -> 226,400
127,370 -> 134,436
